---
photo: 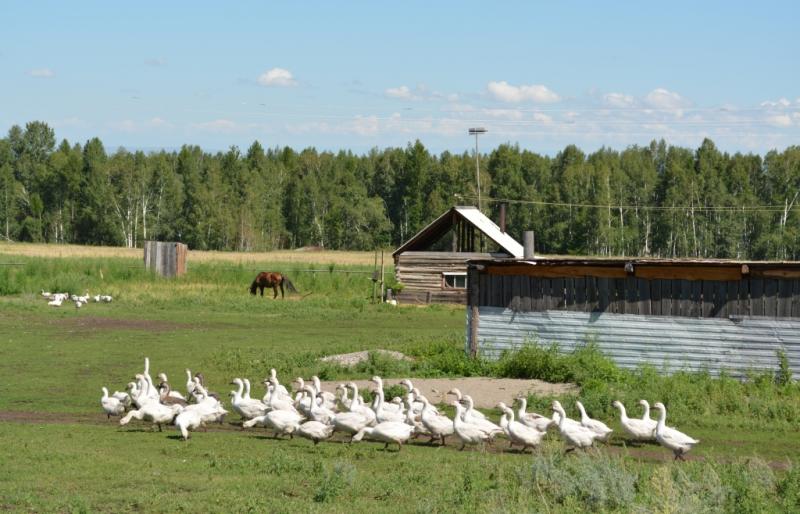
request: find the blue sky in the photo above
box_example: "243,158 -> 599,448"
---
2,1 -> 799,155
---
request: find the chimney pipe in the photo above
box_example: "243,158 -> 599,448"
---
523,231 -> 535,259
499,203 -> 507,233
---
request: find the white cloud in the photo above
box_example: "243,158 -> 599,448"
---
644,88 -> 690,110
532,112 -> 553,124
257,68 -> 296,87
760,98 -> 791,108
766,114 -> 792,127
482,108 -> 524,120
487,81 -> 560,103
28,68 -> 54,78
193,119 -> 238,132
385,85 -> 414,100
603,92 -> 635,108
145,57 -> 167,67
350,115 -> 381,136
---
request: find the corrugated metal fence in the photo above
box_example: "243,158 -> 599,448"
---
471,307 -> 800,379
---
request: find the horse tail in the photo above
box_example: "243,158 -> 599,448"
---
283,277 -> 299,294
249,279 -> 259,295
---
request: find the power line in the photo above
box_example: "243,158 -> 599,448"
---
457,194 -> 799,213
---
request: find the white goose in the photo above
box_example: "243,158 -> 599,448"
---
419,395 -> 453,445
268,369 -> 290,397
304,386 -> 336,424
185,369 -> 197,398
653,402 -> 700,460
499,403 -> 545,453
575,401 -> 613,442
297,420 -> 335,445
100,387 -> 126,419
311,376 -> 337,409
244,409 -> 303,438
371,379 -> 405,424
613,400 -> 656,442
452,402 -> 494,450
447,388 -> 485,420
157,373 -> 186,401
229,379 -> 268,420
639,399 -> 657,427
120,401 -> 183,431
461,396 -> 503,438
551,400 -> 601,451
352,421 -> 415,451
332,410 -> 372,440
516,397 -> 555,433
370,376 -> 402,414
347,383 -> 376,425
265,378 -> 300,413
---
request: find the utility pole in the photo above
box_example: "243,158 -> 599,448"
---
468,127 -> 487,211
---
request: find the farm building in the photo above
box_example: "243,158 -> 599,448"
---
465,257 -> 800,379
392,206 -> 523,304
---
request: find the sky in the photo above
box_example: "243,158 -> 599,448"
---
2,1 -> 799,155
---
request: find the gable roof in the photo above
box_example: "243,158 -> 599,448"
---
392,206 -> 524,258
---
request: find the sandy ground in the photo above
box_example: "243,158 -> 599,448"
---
320,377 -> 578,408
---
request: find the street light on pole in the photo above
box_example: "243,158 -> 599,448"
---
468,127 -> 487,211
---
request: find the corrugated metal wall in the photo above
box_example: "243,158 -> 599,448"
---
473,307 -> 800,379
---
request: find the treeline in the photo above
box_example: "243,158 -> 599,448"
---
0,121 -> 798,259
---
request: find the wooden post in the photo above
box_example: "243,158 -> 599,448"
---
468,267 -> 480,357
372,250 -> 378,304
380,250 -> 385,302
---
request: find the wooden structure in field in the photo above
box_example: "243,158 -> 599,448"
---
392,206 -> 522,304
466,257 -> 800,378
143,241 -> 188,277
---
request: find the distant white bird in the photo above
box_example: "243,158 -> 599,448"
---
75,301 -> 83,309
100,295 -> 113,303
653,402 -> 700,460
93,295 -> 101,303
41,290 -> 52,298
48,298 -> 63,307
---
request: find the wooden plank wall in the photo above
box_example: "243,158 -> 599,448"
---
477,273 -> 800,318
143,241 -> 188,277
395,252 -> 494,304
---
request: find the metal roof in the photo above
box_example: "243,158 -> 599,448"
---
392,206 -> 524,258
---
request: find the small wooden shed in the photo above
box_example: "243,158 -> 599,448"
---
392,206 -> 523,304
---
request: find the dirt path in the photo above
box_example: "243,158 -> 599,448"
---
320,377 -> 579,408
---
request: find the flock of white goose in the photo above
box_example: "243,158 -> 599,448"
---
42,290 -> 113,308
101,358 -> 700,460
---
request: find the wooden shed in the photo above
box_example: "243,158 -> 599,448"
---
465,257 -> 800,378
392,206 -> 523,304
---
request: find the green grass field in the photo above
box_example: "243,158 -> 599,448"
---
1,249 -> 799,512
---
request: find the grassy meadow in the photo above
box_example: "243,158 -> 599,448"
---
1,243 -> 799,512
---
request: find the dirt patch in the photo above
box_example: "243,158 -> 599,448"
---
0,410 -> 105,424
319,377 -> 579,409
53,316 -> 191,332
320,350 -> 413,367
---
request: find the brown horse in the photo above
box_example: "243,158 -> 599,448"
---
249,272 -> 298,299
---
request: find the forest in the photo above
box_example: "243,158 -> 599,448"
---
1,121 -> 798,259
